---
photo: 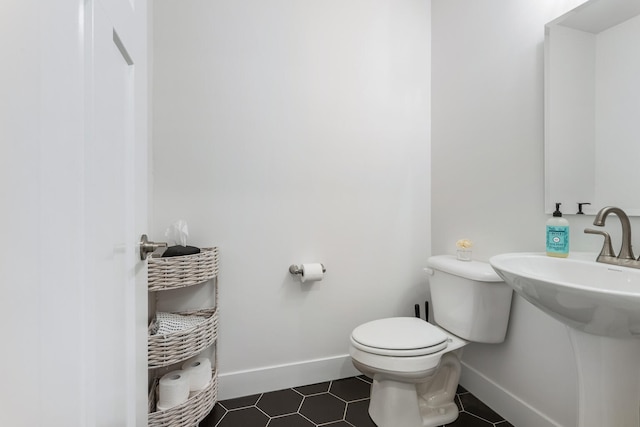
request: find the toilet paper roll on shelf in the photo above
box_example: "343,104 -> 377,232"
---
181,357 -> 213,392
289,263 -> 325,283
157,370 -> 190,411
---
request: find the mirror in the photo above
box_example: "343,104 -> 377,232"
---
544,0 -> 640,215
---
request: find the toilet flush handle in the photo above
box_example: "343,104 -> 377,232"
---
424,268 -> 435,276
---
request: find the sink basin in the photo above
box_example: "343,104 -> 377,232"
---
490,252 -> 640,427
490,252 -> 640,337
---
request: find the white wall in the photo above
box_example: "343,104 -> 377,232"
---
431,1 -> 603,426
152,0 -> 431,399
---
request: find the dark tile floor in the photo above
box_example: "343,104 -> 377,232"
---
201,376 -> 514,427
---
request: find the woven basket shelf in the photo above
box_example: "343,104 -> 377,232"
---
148,368 -> 218,427
148,247 -> 219,292
148,308 -> 218,369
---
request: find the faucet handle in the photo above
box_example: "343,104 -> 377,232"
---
577,202 -> 591,214
584,228 -> 616,258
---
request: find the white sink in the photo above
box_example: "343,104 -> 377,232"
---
490,252 -> 640,337
490,252 -> 640,427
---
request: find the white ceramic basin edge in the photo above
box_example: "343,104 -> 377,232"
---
489,252 -> 640,338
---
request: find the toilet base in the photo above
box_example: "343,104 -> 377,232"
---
417,401 -> 458,427
369,378 -> 423,427
369,380 -> 459,427
366,352 -> 462,427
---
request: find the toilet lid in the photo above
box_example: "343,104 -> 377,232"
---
351,317 -> 448,357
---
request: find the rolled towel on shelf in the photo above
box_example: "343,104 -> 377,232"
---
150,312 -> 207,336
148,317 -> 159,335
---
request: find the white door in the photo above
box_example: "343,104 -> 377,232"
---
84,0 -> 148,426
1,0 -> 147,425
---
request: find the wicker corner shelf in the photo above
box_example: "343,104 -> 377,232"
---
148,247 -> 219,291
148,308 -> 219,369
148,368 -> 218,427
147,245 -> 219,425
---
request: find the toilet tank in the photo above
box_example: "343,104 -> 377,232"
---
426,255 -> 513,343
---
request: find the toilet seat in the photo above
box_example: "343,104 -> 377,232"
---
351,317 -> 448,357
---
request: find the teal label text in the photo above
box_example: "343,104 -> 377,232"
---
546,225 -> 569,253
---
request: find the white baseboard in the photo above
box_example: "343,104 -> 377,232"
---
460,362 -> 563,427
218,354 -> 360,400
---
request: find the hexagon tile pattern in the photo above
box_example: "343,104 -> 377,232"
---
201,376 -> 514,427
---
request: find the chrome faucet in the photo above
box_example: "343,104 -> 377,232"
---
585,206 -> 640,268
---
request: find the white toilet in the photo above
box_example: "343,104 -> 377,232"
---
349,255 -> 513,427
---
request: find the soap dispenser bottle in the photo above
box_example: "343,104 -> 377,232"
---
546,202 -> 569,258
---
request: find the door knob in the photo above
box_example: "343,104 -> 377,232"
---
139,234 -> 168,260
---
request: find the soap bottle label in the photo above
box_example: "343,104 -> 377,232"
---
546,225 -> 569,253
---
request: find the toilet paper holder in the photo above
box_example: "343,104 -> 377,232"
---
289,264 -> 326,275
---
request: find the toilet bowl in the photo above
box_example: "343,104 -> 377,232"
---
349,255 -> 514,427
350,317 -> 467,427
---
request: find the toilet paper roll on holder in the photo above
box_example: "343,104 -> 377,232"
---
289,264 -> 326,275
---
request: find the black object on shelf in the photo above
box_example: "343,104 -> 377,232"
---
161,245 -> 201,257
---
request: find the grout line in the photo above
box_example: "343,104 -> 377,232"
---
296,394 -> 305,413
464,410 -> 499,425
212,406 -> 226,427
254,392 -> 265,407
298,411 -> 317,425
346,396 -> 370,403
299,390 -> 331,397
355,376 -> 372,384
340,394 -> 349,421
254,404 -> 272,420
328,391 -> 348,404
